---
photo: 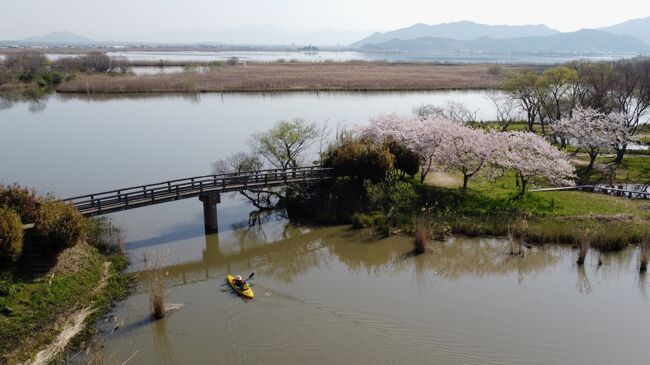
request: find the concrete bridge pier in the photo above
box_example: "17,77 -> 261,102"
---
199,193 -> 221,232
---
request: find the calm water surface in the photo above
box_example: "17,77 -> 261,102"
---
82,222 -> 650,365
2,91 -> 649,364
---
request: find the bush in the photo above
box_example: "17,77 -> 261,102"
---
0,184 -> 39,223
365,175 -> 418,217
0,208 -> 23,265
351,213 -> 386,229
34,201 -> 83,250
388,142 -> 420,177
4,52 -> 48,83
329,139 -> 394,182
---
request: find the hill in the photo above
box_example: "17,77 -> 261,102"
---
600,16 -> 650,45
352,21 -> 559,48
359,29 -> 649,53
21,31 -> 94,44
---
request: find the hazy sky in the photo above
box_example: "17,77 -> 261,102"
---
1,0 -> 647,39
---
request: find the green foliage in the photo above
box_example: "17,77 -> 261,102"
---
351,213 -> 386,229
250,118 -> 320,169
0,208 -> 23,265
388,142 -> 420,177
34,201 -> 83,250
34,70 -> 64,87
0,184 -> 39,223
364,174 -> 418,217
328,139 -> 394,182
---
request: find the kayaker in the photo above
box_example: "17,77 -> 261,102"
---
233,275 -> 245,289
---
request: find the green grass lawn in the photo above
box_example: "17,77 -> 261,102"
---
416,167 -> 650,250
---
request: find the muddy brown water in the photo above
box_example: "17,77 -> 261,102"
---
71,221 -> 649,365
2,92 -> 649,364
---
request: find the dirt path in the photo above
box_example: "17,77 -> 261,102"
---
25,262 -> 111,365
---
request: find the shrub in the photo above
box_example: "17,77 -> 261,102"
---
34,201 -> 83,250
388,142 -> 420,177
0,207 -> 23,265
0,184 -> 39,223
4,52 -> 48,83
351,213 -> 386,229
365,175 -> 418,218
329,139 -> 394,182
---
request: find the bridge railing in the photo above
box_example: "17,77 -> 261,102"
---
63,166 -> 333,213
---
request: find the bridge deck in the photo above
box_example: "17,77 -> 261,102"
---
63,166 -> 333,216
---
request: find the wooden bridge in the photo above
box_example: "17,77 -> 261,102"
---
63,166 -> 333,231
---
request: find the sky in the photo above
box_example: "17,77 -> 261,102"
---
1,0 -> 648,39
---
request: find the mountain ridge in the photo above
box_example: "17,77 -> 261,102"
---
359,29 -> 649,53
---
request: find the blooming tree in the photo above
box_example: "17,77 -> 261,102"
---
361,114 -> 456,183
437,125 -> 501,189
552,108 -> 632,172
496,132 -> 576,194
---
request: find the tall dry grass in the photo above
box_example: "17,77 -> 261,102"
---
413,225 -> 429,254
508,218 -> 528,256
55,62 -> 525,94
146,250 -> 169,320
640,236 -> 650,273
576,234 -> 590,266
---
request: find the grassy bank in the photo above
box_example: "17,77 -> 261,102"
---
428,172 -> 650,250
0,239 -> 128,364
55,62 -> 533,93
342,156 -> 650,252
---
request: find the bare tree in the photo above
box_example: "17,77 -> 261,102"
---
503,70 -> 541,132
486,93 -> 523,131
611,59 -> 650,163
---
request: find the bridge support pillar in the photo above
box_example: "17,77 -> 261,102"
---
199,193 -> 221,232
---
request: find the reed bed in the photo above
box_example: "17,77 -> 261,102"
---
56,62 -> 524,93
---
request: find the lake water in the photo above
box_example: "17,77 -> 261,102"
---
1,50 -> 641,65
2,90 -> 650,364
104,50 -> 643,65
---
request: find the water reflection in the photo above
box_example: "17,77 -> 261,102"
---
89,215 -> 650,365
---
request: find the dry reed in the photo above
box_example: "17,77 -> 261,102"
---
576,234 -> 590,266
640,236 -> 650,273
55,62 -> 527,94
146,250 -> 169,320
414,226 -> 428,254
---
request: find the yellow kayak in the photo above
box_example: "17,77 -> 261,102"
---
227,274 -> 254,299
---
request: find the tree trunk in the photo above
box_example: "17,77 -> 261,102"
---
515,173 -> 520,187
587,154 -> 597,173
462,174 -> 469,189
520,179 -> 527,196
614,144 -> 627,164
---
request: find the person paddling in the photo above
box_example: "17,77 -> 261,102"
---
233,275 -> 246,289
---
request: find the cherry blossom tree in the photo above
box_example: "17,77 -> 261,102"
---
496,132 -> 576,194
552,108 -> 632,173
436,125 -> 501,189
360,114 -> 455,183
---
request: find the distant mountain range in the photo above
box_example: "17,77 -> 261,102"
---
6,26 -> 371,47
20,31 -> 95,45
353,18 -> 650,53
360,29 -> 649,53
600,16 -> 650,45
5,16 -> 650,53
351,21 -> 560,47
